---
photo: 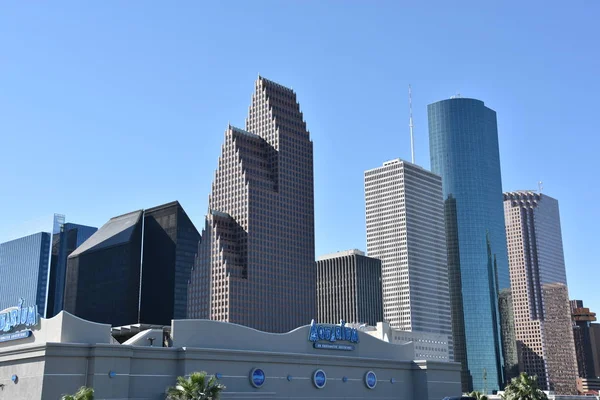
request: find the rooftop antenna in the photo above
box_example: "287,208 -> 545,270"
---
538,181 -> 543,194
409,84 -> 415,164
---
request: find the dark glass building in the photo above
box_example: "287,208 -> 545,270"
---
47,218 -> 97,318
63,201 -> 199,327
0,232 -> 51,316
188,77 -> 315,333
428,97 -> 509,392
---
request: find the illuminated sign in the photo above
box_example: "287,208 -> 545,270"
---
313,369 -> 327,389
365,371 -> 377,389
249,368 -> 265,388
0,298 -> 39,333
308,320 -> 359,351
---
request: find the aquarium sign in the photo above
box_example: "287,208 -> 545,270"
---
0,298 -> 39,333
308,320 -> 359,351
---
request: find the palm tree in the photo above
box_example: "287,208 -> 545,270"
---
502,372 -> 548,400
60,386 -> 94,400
166,371 -> 226,400
468,390 -> 489,400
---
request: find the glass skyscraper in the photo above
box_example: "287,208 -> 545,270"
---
428,97 -> 509,392
0,232 -> 51,316
47,216 -> 97,318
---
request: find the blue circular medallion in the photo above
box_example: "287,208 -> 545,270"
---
313,369 -> 327,389
215,373 -> 222,379
365,371 -> 377,389
342,376 -> 348,383
287,375 -> 293,381
11,375 -> 18,383
250,368 -> 266,388
390,377 -> 396,384
108,371 -> 116,378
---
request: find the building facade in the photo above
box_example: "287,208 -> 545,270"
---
364,159 -> 451,339
316,249 -> 383,326
0,312 -> 461,400
504,191 -> 578,394
428,97 -> 509,392
63,201 -> 199,327
498,288 -> 519,383
187,77 -> 315,333
47,216 -> 97,318
0,232 -> 51,316
366,322 -> 451,362
571,300 -> 600,381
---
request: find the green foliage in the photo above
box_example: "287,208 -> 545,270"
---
468,390 -> 489,400
166,371 -> 226,400
502,372 -> 548,400
60,386 -> 94,400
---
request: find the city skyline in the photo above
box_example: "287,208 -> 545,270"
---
1,2 -> 598,317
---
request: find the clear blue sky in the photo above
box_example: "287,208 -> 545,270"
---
1,2 -> 598,310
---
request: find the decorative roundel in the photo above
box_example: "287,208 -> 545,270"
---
365,370 -> 377,389
342,376 -> 348,383
390,377 -> 396,384
108,371 -> 117,378
215,373 -> 223,379
287,375 -> 293,382
11,375 -> 18,383
313,369 -> 327,389
249,368 -> 266,388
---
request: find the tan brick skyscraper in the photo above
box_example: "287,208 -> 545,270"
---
187,77 -> 315,333
504,191 -> 577,394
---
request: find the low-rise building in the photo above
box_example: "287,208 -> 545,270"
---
364,321 -> 451,362
0,306 -> 461,400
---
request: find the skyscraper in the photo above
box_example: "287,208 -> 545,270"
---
64,201 -> 199,327
316,249 -> 383,326
187,77 -> 315,333
571,300 -> 600,379
428,97 -> 508,392
364,159 -> 452,347
504,191 -> 578,394
47,215 -> 97,318
0,232 -> 51,316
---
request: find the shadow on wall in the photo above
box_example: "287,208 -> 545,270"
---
516,342 -> 548,391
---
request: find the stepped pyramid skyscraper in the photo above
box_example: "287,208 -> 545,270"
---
187,77 -> 315,333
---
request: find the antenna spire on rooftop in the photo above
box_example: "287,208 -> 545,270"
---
409,84 -> 415,164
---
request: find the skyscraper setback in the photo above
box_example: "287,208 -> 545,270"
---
504,191 -> 577,394
428,97 -> 508,392
187,77 -> 315,333
364,159 -> 452,350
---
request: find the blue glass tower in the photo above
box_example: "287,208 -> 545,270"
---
47,220 -> 97,318
0,232 -> 51,316
428,98 -> 509,392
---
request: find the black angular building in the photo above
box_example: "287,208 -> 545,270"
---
63,201 -> 200,327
